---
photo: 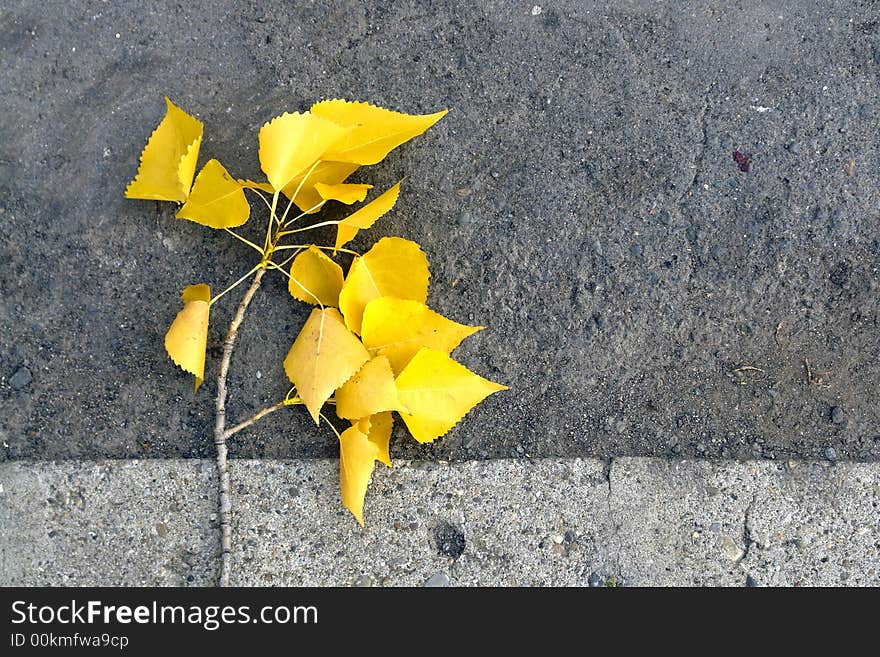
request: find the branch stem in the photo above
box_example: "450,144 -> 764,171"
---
213,266 -> 266,587
224,400 -> 288,438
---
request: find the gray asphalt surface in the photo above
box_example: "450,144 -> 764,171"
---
1,1 -> 878,461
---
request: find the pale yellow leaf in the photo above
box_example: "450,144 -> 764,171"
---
164,283 -> 211,392
339,417 -> 380,526
338,237 -> 430,335
283,308 -> 370,423
333,181 -> 402,251
125,97 -> 203,202
395,348 -> 508,443
315,182 -> 373,204
335,356 -> 408,420
366,411 -> 393,467
361,297 -> 483,374
281,160 -> 360,213
176,159 -> 250,228
311,99 -> 448,165
259,112 -> 350,192
288,246 -> 344,307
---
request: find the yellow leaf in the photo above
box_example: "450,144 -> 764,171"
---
164,283 -> 211,392
281,160 -> 360,213
311,99 -> 448,165
283,308 -> 370,423
125,97 -> 203,202
333,181 -> 402,252
366,411 -> 393,467
288,246 -> 344,307
338,237 -> 430,335
315,182 -> 373,204
395,348 -> 508,443
335,356 -> 408,420
175,159 -> 250,228
339,417 -> 380,525
361,297 -> 483,374
258,111 -> 350,193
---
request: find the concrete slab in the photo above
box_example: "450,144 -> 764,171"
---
230,458 -> 614,586
0,460 -> 218,586
2,457 -> 877,586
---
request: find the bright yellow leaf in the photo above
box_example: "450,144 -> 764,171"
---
339,417 -> 380,525
335,356 -> 408,420
288,246 -> 344,307
281,160 -> 360,213
333,181 -> 402,251
338,237 -> 430,335
259,112 -> 350,192
283,308 -> 370,423
366,411 -> 393,467
125,97 -> 203,202
361,297 -> 483,374
395,348 -> 508,443
176,159 -> 250,228
315,182 -> 373,204
164,283 -> 211,392
311,99 -> 448,165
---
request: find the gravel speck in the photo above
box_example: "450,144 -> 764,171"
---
587,572 -> 603,587
825,447 -> 837,461
424,572 -> 450,587
9,367 -> 32,390
720,535 -> 744,561
830,406 -> 845,425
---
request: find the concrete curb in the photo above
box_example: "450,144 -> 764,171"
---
1,458 -> 877,586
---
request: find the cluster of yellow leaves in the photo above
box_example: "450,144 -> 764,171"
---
126,96 -> 506,525
283,236 -> 507,524
126,96 -> 446,226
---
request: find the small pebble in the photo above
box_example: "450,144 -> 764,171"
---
830,406 -> 845,425
354,575 -> 373,587
424,572 -> 450,587
746,574 -> 757,587
721,535 -> 744,561
9,367 -> 32,390
587,572 -> 603,587
825,447 -> 837,461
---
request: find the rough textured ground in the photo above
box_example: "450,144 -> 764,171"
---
1,1 -> 878,462
2,457 -> 877,586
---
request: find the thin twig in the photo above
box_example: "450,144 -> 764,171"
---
225,400 -> 287,438
214,267 -> 265,587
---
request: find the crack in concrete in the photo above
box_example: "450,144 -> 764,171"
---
603,457 -> 622,580
740,491 -> 758,563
